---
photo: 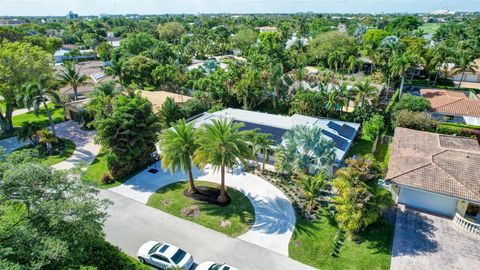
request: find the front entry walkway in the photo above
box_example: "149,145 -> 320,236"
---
391,206 -> 480,270
109,164 -> 296,256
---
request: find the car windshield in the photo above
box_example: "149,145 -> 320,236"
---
148,243 -> 162,255
170,249 -> 187,264
209,264 -> 228,270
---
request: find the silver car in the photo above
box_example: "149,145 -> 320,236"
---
137,241 -> 194,270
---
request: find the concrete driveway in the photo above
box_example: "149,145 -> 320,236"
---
99,190 -> 316,270
391,206 -> 480,270
109,164 -> 296,256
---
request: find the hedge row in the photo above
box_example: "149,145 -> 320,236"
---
436,123 -> 480,137
385,88 -> 400,114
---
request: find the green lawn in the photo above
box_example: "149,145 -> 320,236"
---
419,23 -> 441,34
14,139 -> 76,166
289,210 -> 394,270
12,103 -> 64,128
147,181 -> 255,237
82,151 -> 127,189
347,137 -> 391,167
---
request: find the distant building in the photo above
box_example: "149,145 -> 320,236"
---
106,32 -> 122,48
0,18 -> 25,26
67,11 -> 78,19
338,23 -> 347,33
256,26 -> 278,33
430,9 -> 455,15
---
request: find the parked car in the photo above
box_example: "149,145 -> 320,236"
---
196,261 -> 238,270
137,241 -> 194,270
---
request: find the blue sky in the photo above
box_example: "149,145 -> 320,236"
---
1,0 -> 479,16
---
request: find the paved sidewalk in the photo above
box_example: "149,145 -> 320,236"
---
100,190 -> 315,270
51,121 -> 100,170
109,164 -> 296,256
391,206 -> 480,270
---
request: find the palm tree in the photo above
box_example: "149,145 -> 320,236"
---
193,119 -> 251,203
301,172 -> 327,214
159,119 -> 199,194
88,81 -> 121,120
36,129 -> 58,155
328,51 -> 339,72
352,79 -> 378,108
347,55 -> 358,74
391,52 -> 418,98
58,61 -> 89,100
158,97 -> 184,130
15,121 -> 42,145
256,132 -> 274,172
453,51 -> 475,88
105,60 -> 124,85
21,79 -> 61,137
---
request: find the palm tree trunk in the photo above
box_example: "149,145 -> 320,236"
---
187,163 -> 199,194
399,73 -> 406,98
73,85 -> 79,100
433,71 -> 439,86
459,71 -> 465,88
262,148 -> 267,172
43,100 -> 56,137
218,165 -> 227,203
3,105 -> 14,132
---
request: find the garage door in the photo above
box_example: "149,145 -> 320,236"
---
399,187 -> 457,217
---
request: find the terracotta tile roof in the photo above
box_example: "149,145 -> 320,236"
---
387,127 -> 480,203
420,88 -> 480,117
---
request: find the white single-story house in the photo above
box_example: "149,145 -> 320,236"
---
387,128 -> 480,234
54,45 -> 96,64
420,88 -> 480,126
186,108 -> 360,169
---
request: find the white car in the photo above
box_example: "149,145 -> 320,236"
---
137,241 -> 194,270
196,261 -> 238,270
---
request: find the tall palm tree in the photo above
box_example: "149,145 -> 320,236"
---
158,97 -> 184,130
58,61 -> 89,100
158,119 -> 199,194
347,55 -> 358,74
453,51 -> 475,88
193,119 -> 251,203
352,79 -> 378,108
328,51 -> 339,72
21,79 -> 61,137
391,52 -> 418,98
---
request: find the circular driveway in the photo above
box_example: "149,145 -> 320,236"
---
109,164 -> 297,256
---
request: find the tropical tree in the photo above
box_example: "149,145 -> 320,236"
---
36,129 -> 58,154
15,121 -> 42,145
20,79 -> 61,137
105,59 -> 124,85
347,55 -> 359,74
158,119 -> 199,194
275,125 -> 336,175
58,61 -> 89,100
391,52 -> 418,97
256,132 -> 274,172
333,155 -> 392,236
193,119 -> 251,203
351,79 -> 379,108
0,42 -> 52,132
158,97 -> 185,129
452,50 -> 476,88
300,171 -> 327,214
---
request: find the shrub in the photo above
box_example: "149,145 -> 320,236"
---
393,94 -> 431,112
362,115 -> 385,141
100,173 -> 113,185
385,88 -> 400,114
394,110 -> 437,131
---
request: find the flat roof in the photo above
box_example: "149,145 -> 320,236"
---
190,108 -> 360,165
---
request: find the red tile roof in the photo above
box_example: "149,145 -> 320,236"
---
420,88 -> 480,117
387,128 -> 480,203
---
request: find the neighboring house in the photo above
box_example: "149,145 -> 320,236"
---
106,32 -> 122,48
64,98 -> 90,121
186,108 -> 360,169
420,88 -> 480,126
337,23 -> 347,33
443,59 -> 480,83
55,61 -> 115,97
54,44 -> 96,64
187,55 -> 247,72
285,33 -> 310,49
387,128 -> 480,232
137,90 -> 192,111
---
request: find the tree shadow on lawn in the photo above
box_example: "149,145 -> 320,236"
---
293,209 -> 336,238
357,217 -> 395,255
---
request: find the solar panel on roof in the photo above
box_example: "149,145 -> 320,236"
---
327,121 -> 356,139
159,244 -> 169,253
321,129 -> 349,151
234,120 -> 288,144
